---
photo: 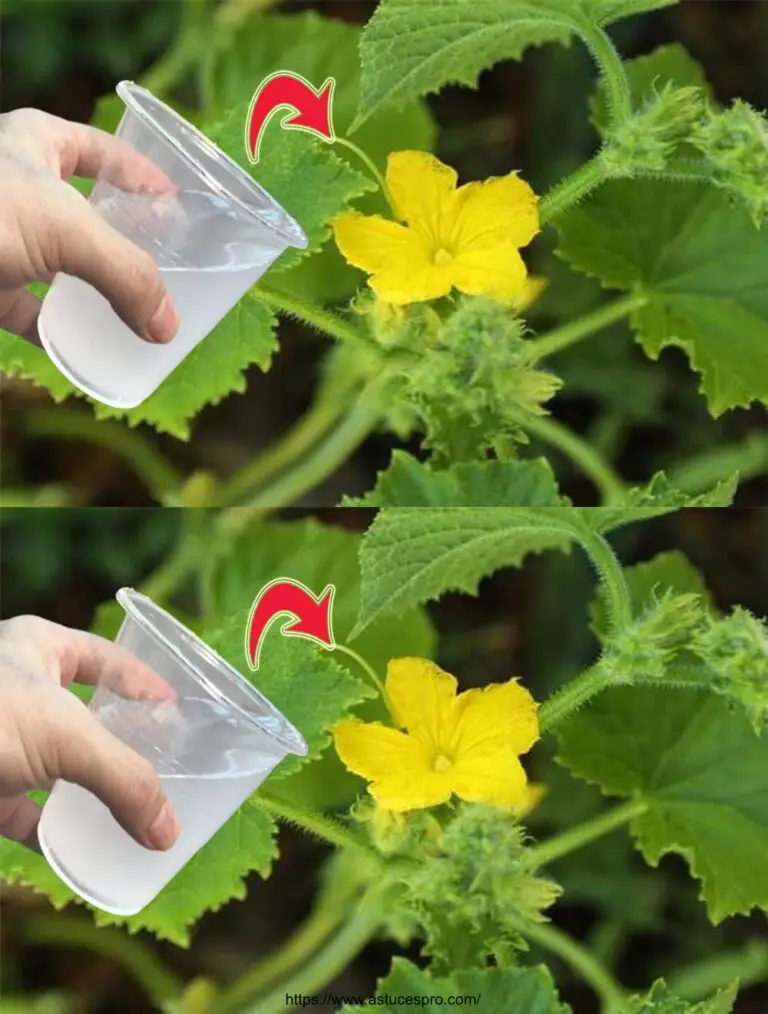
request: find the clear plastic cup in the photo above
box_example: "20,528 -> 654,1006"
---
38,80 -> 307,409
38,588 -> 307,916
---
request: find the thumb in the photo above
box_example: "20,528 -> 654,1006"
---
47,189 -> 180,344
51,698 -> 180,851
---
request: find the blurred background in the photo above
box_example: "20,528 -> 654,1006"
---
1,0 -> 767,508
1,504 -> 768,1011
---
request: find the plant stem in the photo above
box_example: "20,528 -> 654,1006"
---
254,794 -> 372,854
253,287 -> 368,346
538,154 -> 608,224
523,921 -> 626,1013
218,399 -> 341,506
579,23 -> 632,126
20,407 -> 183,502
218,905 -> 344,1014
333,137 -> 389,200
527,292 -> 648,363
538,662 -> 611,733
518,414 -> 626,504
141,0 -> 210,96
528,798 -> 647,868
667,433 -> 768,495
333,643 -> 387,699
21,913 -> 183,1006
247,898 -> 382,1014
668,941 -> 768,1001
242,392 -> 382,510
580,530 -> 633,630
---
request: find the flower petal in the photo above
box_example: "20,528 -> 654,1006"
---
333,718 -> 428,781
386,658 -> 459,747
370,770 -> 454,812
332,212 -> 426,274
450,241 -> 529,302
451,679 -> 540,759
515,782 -> 547,818
370,263 -> 454,305
386,151 -> 459,242
514,274 -> 547,311
451,173 -> 539,251
450,748 -> 530,810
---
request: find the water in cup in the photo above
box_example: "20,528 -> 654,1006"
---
39,188 -> 285,409
38,694 -> 283,916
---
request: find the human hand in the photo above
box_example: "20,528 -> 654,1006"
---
0,614 -> 181,854
0,108 -> 180,346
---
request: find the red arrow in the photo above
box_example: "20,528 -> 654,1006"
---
245,71 -> 335,164
246,578 -> 336,671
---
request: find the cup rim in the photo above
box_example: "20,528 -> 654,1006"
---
116,588 -> 308,757
115,80 -> 308,251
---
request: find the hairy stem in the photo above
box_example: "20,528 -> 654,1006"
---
21,913 -> 183,1006
333,137 -> 389,201
241,392 -> 382,510
523,921 -> 626,1013
528,799 -> 648,868
254,794 -> 372,854
580,530 -> 633,630
527,292 -> 648,363
518,414 -> 626,504
538,661 -> 612,733
218,398 -> 341,506
248,898 -> 382,1014
20,407 -> 183,502
539,154 -> 608,224
218,905 -> 344,1014
253,287 -> 368,345
579,22 -> 633,126
333,643 -> 387,699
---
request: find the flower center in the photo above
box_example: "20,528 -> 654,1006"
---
433,247 -> 453,266
433,753 -> 453,773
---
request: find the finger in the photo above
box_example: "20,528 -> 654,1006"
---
0,796 -> 42,852
49,192 -> 179,343
56,625 -> 176,702
53,700 -> 180,850
54,118 -> 178,194
0,288 -> 44,346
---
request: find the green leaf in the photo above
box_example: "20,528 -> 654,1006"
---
354,0 -> 676,128
341,957 -> 570,1014
355,508 -> 575,633
344,451 -> 564,506
354,484 -> 734,633
557,179 -> 768,415
590,42 -> 714,136
557,685 -> 768,923
0,995 -> 72,1014
622,979 -> 737,1014
206,517 -> 434,808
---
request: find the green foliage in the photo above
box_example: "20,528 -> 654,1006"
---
354,0 -> 676,128
557,180 -> 768,415
622,980 -> 737,1013
344,451 -> 563,507
354,485 -> 735,633
389,805 -> 561,971
557,686 -> 768,923
341,957 -> 570,1013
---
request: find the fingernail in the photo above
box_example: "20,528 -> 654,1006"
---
146,293 -> 179,343
145,801 -> 180,850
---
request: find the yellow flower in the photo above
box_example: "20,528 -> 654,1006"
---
332,151 -> 539,306
333,658 -> 539,813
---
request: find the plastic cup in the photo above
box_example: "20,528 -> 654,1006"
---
38,80 -> 307,409
38,588 -> 307,916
